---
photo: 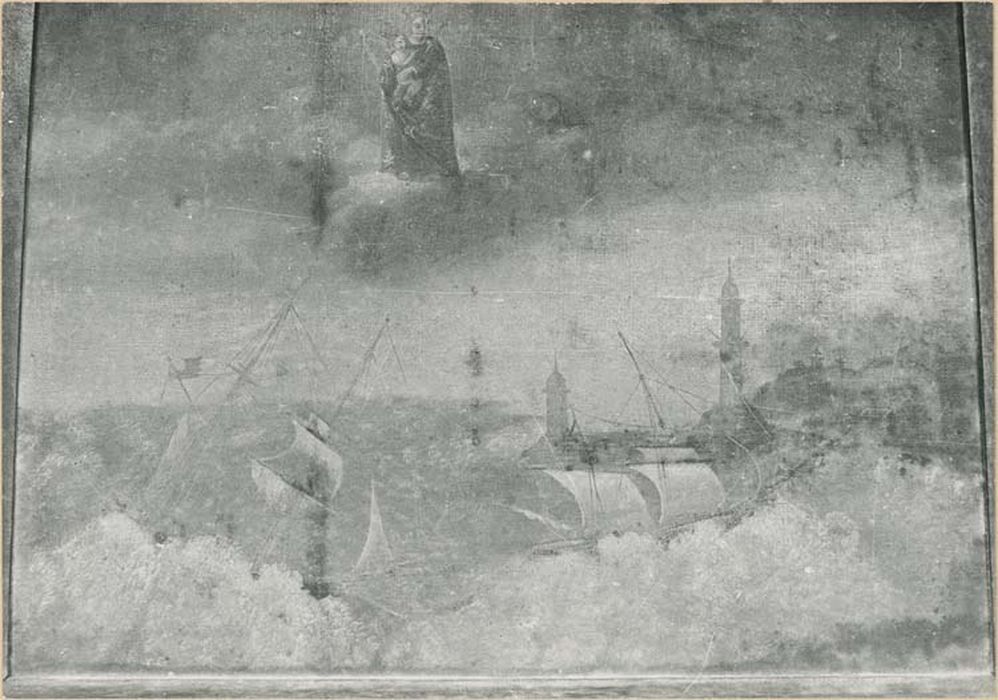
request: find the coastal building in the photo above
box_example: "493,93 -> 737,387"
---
544,360 -> 571,445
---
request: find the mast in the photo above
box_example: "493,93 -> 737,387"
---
718,260 -> 745,409
617,331 -> 666,431
225,299 -> 295,401
221,275 -> 319,402
332,317 -> 391,419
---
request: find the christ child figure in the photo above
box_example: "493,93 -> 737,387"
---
390,35 -> 423,107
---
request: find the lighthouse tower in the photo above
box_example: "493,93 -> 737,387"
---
719,262 -> 745,408
545,360 -> 570,444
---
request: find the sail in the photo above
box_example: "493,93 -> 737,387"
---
627,446 -> 700,464
630,463 -> 725,528
543,470 -> 650,534
144,412 -> 198,504
261,421 -> 343,503
251,461 -> 301,512
292,421 -> 343,497
161,413 -> 195,470
354,483 -> 393,575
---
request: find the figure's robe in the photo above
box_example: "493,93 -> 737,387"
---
379,36 -> 460,178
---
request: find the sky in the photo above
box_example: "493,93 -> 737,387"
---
15,3 -> 981,427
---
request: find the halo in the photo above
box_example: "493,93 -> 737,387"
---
404,7 -> 432,27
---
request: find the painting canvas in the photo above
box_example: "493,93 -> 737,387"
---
3,3 -> 994,696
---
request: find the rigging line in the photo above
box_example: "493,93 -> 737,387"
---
251,459 -> 337,514
235,298 -> 292,366
721,362 -> 774,438
608,379 -> 644,425
192,302 -> 285,402
633,349 -> 717,397
230,300 -> 294,398
288,303 -> 330,371
721,429 -> 764,499
617,331 -> 667,430
288,310 -> 322,401
584,462 -> 607,527
255,284 -> 312,356
572,407 -> 652,429
192,371 -> 223,402
666,385 -> 704,415
643,392 -> 660,433
672,384 -> 710,405
385,323 -> 408,384
249,516 -> 287,575
258,302 -> 295,367
376,349 -> 399,395
282,270 -> 316,306
529,413 -> 560,455
216,205 -> 310,221
175,376 -> 195,406
363,346 -> 393,394
636,353 -> 711,405
332,318 -> 389,418
157,362 -> 172,404
587,466 -> 599,530
169,372 -> 238,379
647,376 -> 711,406
630,347 -> 709,417
646,374 -> 703,417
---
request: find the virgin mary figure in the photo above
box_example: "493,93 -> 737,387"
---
378,14 -> 461,180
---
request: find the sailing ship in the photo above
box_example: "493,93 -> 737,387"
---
627,451 -> 725,530
523,468 -> 653,555
145,295 -> 332,506
520,332 -> 727,553
145,289 -> 402,598
247,411 -> 343,597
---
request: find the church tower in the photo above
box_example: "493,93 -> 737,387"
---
545,360 -> 570,444
719,262 -> 745,408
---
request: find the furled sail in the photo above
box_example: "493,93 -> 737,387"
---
353,483 -> 393,575
630,463 -> 725,528
543,470 -> 651,534
260,420 -> 343,504
302,412 -> 331,442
